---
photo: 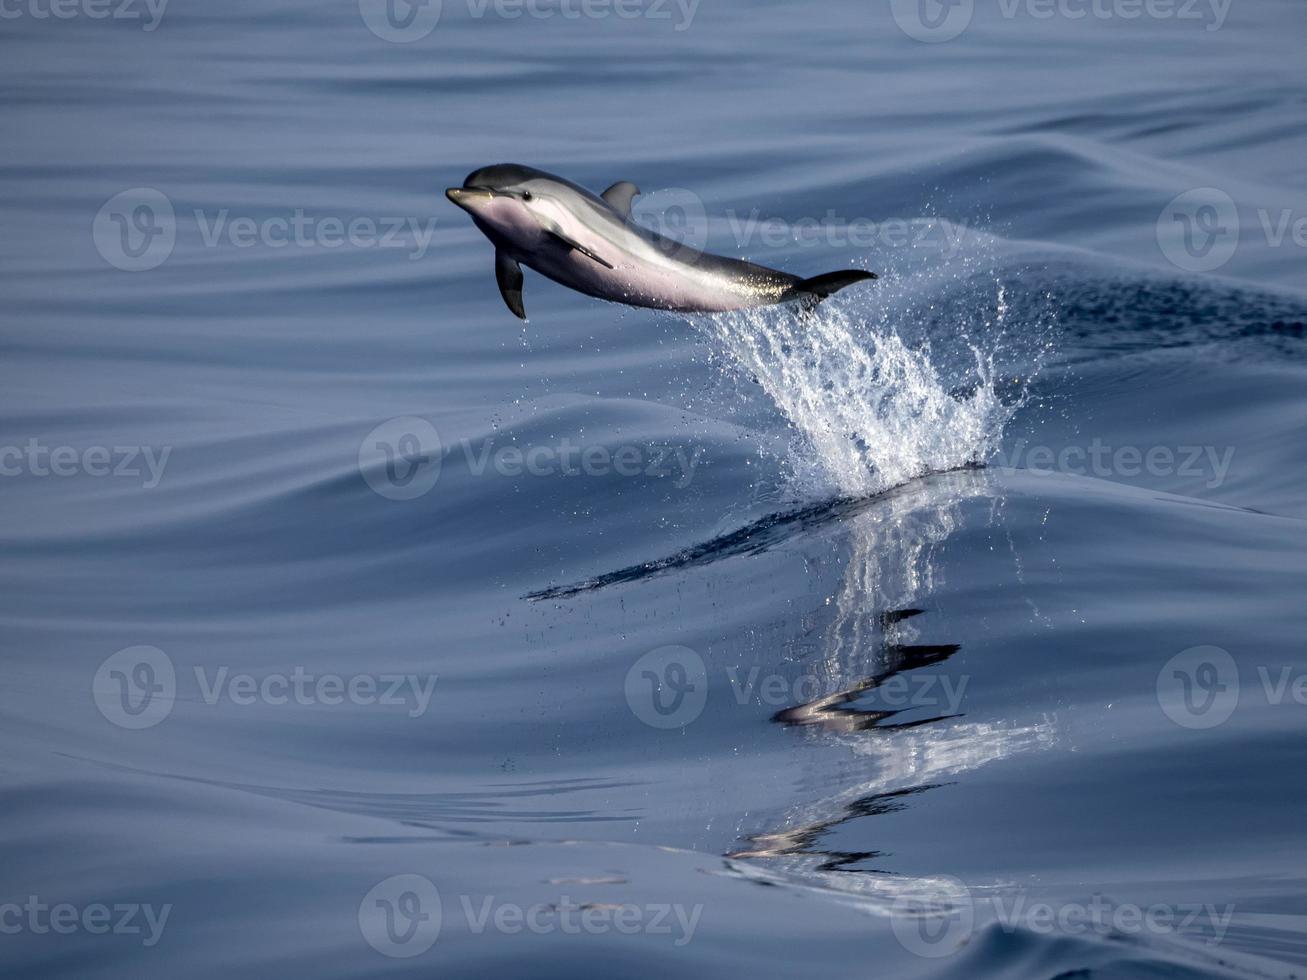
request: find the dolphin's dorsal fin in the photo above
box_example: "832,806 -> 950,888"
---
600,181 -> 640,216
495,250 -> 526,321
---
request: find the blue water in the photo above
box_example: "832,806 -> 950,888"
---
3,1 -> 1307,976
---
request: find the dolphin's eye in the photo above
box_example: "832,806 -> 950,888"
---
520,190 -> 533,201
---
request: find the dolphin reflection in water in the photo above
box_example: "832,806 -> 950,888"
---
720,471 -> 1057,904
530,470 -> 1055,903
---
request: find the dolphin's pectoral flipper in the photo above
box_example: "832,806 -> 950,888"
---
495,250 -> 527,321
545,228 -> 615,269
789,269 -> 878,311
600,181 -> 640,216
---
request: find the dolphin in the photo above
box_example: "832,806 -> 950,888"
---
445,164 -> 876,320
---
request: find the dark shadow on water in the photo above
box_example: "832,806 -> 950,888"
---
524,465 -> 985,601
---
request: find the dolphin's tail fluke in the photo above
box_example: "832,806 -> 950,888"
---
787,269 -> 878,311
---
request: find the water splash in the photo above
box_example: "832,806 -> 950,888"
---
690,268 -> 1040,498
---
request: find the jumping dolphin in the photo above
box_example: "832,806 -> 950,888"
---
445,164 -> 876,320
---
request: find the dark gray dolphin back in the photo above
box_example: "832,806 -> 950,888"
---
463,163 -> 549,187
463,164 -> 609,209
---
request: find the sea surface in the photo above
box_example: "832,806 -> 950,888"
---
3,1 -> 1307,976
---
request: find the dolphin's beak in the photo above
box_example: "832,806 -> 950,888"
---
446,186 -> 500,212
